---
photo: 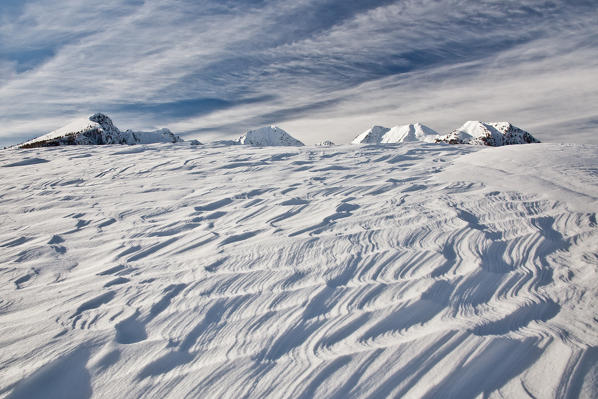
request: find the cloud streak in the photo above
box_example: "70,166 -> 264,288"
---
1,0 -> 597,145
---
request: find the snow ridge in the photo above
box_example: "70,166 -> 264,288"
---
436,121 -> 540,146
237,126 -> 304,146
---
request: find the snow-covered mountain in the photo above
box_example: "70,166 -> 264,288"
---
18,113 -> 182,148
352,123 -> 438,144
436,121 -> 540,146
380,123 -> 439,143
237,126 -> 304,146
122,128 -> 182,145
351,125 -> 390,144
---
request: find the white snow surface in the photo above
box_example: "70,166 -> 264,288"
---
237,126 -> 304,146
1,142 -> 597,398
436,121 -> 540,146
19,114 -> 182,148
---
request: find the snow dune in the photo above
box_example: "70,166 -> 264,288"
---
0,142 -> 597,398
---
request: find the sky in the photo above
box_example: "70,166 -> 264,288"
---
1,0 -> 597,146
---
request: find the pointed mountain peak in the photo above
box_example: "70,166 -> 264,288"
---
237,126 -> 304,146
351,125 -> 390,144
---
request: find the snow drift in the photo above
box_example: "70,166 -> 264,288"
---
18,113 -> 182,148
435,121 -> 540,146
237,126 -> 304,146
0,142 -> 596,398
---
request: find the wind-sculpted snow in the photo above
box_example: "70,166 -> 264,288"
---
0,142 -> 597,398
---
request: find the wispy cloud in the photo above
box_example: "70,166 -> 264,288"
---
1,0 -> 597,146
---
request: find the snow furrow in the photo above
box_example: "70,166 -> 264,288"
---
0,142 -> 597,398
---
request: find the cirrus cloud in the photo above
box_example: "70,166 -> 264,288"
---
1,0 -> 597,146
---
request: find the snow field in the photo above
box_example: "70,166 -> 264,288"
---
0,142 -> 596,398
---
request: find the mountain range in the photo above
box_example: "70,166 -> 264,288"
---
15,114 -> 541,149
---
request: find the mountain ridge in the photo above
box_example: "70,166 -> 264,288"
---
18,113 -> 182,148
435,121 -> 540,146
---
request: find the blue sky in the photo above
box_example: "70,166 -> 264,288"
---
1,0 -> 597,145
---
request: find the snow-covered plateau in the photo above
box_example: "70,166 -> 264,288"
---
1,141 -> 597,398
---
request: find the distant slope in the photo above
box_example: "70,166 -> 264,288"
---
436,121 -> 540,146
18,113 -> 182,148
237,126 -> 304,146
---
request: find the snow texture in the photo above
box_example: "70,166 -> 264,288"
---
18,114 -> 182,148
237,126 -> 304,146
435,121 -> 540,146
0,142 -> 597,398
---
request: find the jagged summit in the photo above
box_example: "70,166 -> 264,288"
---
436,121 -> 540,146
237,126 -> 304,147
352,123 -> 438,144
89,113 -> 119,135
351,125 -> 390,144
18,113 -> 182,148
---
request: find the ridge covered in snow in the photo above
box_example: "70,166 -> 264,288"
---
237,125 -> 304,146
381,123 -> 439,143
122,128 -> 182,145
352,123 -> 439,144
435,121 -> 540,146
18,113 -> 182,148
